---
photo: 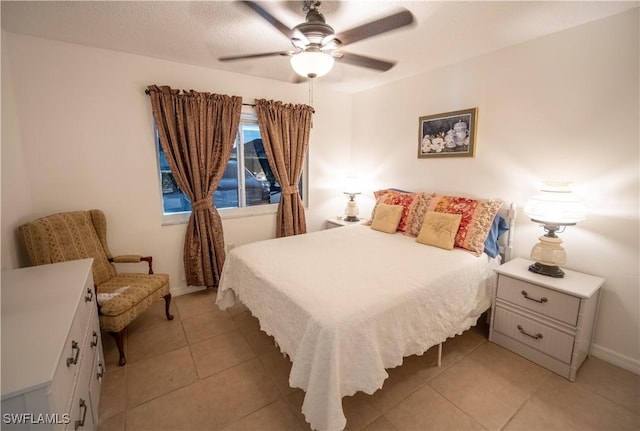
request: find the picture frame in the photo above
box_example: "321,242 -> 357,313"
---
418,108 -> 477,158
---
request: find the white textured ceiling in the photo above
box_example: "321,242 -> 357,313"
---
2,1 -> 638,93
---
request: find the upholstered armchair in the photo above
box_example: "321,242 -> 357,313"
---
19,209 -> 174,366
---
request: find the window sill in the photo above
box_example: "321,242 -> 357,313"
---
161,204 -> 278,226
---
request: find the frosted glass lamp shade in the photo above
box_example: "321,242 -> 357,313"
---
343,175 -> 361,196
290,51 -> 334,78
524,182 -> 585,226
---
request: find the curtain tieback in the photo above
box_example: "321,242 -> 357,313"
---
281,186 -> 299,196
192,198 -> 213,211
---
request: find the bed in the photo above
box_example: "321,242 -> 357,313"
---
216,191 -> 515,431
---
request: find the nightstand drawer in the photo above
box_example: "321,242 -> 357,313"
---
493,306 -> 575,364
497,275 -> 580,325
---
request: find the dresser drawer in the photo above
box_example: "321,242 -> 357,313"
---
497,275 -> 580,325
66,306 -> 99,431
87,312 -> 104,427
66,346 -> 95,431
88,355 -> 104,427
50,290 -> 93,414
493,306 -> 575,363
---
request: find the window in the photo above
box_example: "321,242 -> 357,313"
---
157,113 -> 303,218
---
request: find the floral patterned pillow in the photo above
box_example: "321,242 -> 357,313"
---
427,195 -> 503,256
404,192 -> 437,236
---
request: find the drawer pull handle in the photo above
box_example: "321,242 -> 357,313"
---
74,398 -> 87,430
66,340 -> 80,366
97,361 -> 105,381
91,331 -> 99,348
517,325 -> 544,340
521,290 -> 548,304
85,288 -> 93,302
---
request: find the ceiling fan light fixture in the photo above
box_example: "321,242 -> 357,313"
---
224,1 -> 415,80
290,50 -> 334,78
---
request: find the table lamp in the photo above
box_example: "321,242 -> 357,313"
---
523,181 -> 585,278
343,176 -> 361,222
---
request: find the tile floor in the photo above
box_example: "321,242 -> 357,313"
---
97,289 -> 639,431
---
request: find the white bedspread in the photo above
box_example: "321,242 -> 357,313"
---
216,224 -> 499,431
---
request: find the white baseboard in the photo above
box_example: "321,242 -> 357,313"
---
591,343 -> 640,375
171,285 -> 207,297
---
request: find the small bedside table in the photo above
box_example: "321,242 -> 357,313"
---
325,218 -> 366,229
489,257 -> 604,381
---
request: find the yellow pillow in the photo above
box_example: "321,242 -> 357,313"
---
371,203 -> 403,233
416,211 -> 462,250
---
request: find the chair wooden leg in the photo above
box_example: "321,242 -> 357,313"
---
108,329 -> 127,366
163,294 -> 174,321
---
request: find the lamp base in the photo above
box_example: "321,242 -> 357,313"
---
528,262 -> 565,278
344,195 -> 360,222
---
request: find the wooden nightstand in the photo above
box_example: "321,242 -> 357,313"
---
489,257 -> 604,381
325,218 -> 367,229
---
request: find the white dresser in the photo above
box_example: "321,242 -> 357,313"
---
1,259 -> 104,430
489,258 -> 603,381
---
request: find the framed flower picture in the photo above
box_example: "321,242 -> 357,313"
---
418,108 -> 477,158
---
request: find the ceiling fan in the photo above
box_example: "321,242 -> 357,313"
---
219,0 -> 415,79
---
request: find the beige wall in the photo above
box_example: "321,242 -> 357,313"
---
2,9 -> 638,373
350,9 -> 639,372
1,31 -> 352,288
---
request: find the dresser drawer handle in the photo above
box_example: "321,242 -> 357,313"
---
85,288 -> 94,302
521,290 -> 548,304
517,325 -> 544,340
90,331 -> 99,348
74,398 -> 87,430
66,340 -> 80,366
97,361 -> 105,381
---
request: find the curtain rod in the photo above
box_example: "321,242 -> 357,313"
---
143,88 -> 255,107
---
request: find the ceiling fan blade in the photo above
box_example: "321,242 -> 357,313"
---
219,51 -> 291,62
241,1 -> 295,39
335,52 -> 396,72
335,9 -> 414,46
